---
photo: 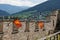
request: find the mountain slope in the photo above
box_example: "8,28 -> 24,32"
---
0,4 -> 29,14
11,0 -> 60,19
0,10 -> 9,16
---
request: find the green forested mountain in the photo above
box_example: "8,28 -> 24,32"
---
11,0 -> 60,19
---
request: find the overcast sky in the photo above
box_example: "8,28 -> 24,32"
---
0,0 -> 48,7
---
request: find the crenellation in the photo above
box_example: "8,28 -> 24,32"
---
0,10 -> 59,40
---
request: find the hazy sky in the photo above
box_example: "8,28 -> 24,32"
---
0,0 -> 48,7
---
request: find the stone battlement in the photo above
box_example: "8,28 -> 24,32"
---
0,10 -> 59,40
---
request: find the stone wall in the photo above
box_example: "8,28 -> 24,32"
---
0,10 -> 59,40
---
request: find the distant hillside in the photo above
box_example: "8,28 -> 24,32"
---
0,10 -> 9,16
0,4 -> 29,14
11,0 -> 60,19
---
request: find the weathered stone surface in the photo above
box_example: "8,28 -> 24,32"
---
1,10 -> 58,40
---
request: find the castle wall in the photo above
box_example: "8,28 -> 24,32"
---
0,10 -> 59,40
